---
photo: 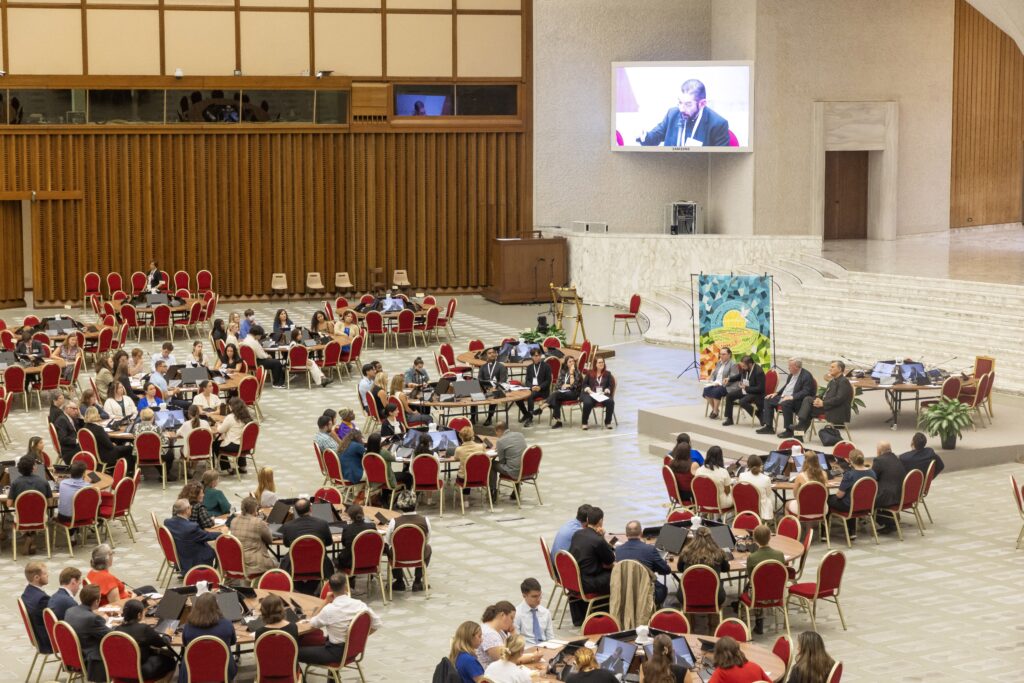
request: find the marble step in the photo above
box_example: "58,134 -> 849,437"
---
795,252 -> 851,279
793,281 -> 1024,311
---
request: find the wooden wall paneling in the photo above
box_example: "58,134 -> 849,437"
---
0,200 -> 25,308
951,0 -> 1024,227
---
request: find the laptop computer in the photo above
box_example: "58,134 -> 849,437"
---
763,451 -> 790,479
146,293 -> 170,306
311,502 -> 347,534
153,588 -> 189,633
0,350 -> 18,369
266,500 -> 292,536
654,523 -> 688,555
215,590 -> 246,622
302,338 -> 318,348
8,462 -> 47,485
453,379 -> 484,398
706,523 -> 737,551
899,362 -> 926,383
154,410 -> 185,430
179,367 -> 210,386
400,429 -> 459,452
643,635 -> 696,669
595,635 -> 638,675
433,377 -> 454,397
792,451 -> 830,472
46,319 -> 75,334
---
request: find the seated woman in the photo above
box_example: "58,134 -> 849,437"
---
202,469 -> 232,516
483,634 -> 535,683
580,357 -> 616,430
134,408 -> 176,475
136,383 -> 166,411
193,380 -> 223,411
310,310 -> 333,337
338,503 -> 377,571
786,631 -> 835,683
254,466 -> 279,507
565,645 -> 617,683
215,343 -> 243,372
548,356 -> 583,430
454,426 -> 488,480
210,318 -> 227,345
58,335 -> 82,380
83,407 -> 137,472
225,322 -> 241,348
338,430 -> 367,484
252,593 -> 298,640
668,442 -> 698,503
104,381 -> 138,422
335,310 -> 359,352
180,593 -> 237,683
379,404 -> 405,437
115,599 -> 177,682
179,481 -> 215,529
81,389 -> 110,421
641,633 -> 688,683
94,355 -> 115,403
786,451 -> 831,516
702,347 -> 736,420
365,432 -> 413,495
388,374 -> 431,426
272,308 -> 294,338
128,348 -> 147,376
288,329 -> 332,388
694,445 -> 733,510
449,621 -> 486,683
214,398 -> 253,475
186,341 -> 208,368
678,526 -> 730,617
737,453 -> 775,521
87,544 -> 135,606
827,449 -> 876,540
708,636 -> 769,683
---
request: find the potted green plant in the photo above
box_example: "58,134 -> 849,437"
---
520,326 -> 567,345
918,397 -> 973,450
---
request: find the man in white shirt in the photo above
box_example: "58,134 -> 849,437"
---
150,342 -> 176,371
239,325 -> 285,387
513,577 -> 553,646
299,573 -> 381,665
357,363 -> 377,411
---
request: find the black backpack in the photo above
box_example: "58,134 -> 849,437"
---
431,657 -> 462,683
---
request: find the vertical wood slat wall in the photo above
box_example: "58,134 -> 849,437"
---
951,0 -> 1024,228
0,130 -> 527,305
0,200 -> 24,306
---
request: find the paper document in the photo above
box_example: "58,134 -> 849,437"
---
590,392 -> 610,404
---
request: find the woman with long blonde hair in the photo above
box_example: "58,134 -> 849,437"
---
254,466 -> 278,507
483,633 -> 533,683
448,620 -> 485,682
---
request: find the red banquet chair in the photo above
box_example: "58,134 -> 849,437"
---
787,549 -> 848,632
106,272 -> 123,298
612,293 -> 642,334
739,560 -> 791,639
135,431 -> 167,489
582,612 -> 621,637
714,617 -> 751,643
776,515 -> 801,541
436,297 -> 458,340
13,489 -> 51,560
343,529 -> 388,604
364,311 -> 388,350
662,466 -> 689,514
439,343 -> 471,374
52,620 -> 88,683
362,452 -> 395,511
82,272 -> 102,311
100,630 -> 157,683
832,477 -> 879,547
1011,475 -> 1024,550
184,564 -> 222,589
731,481 -> 761,517
411,454 -> 445,517
196,269 -> 213,295
18,597 -> 59,682
692,475 -> 734,519
389,523 -> 431,599
256,569 -> 294,592
173,270 -> 190,293
454,452 -> 493,514
215,533 -> 260,584
394,309 -> 415,347
183,635 -> 231,683
878,469 -> 926,541
313,486 -> 343,505
773,635 -> 793,680
303,610 -> 372,683
254,630 -> 301,683
794,480 -> 831,547
649,608 -> 690,635
539,536 -> 567,613
553,550 -> 610,628
55,487 -> 102,557
286,345 -> 311,389
497,444 -> 544,508
680,565 -> 723,625
288,535 -> 329,590
731,510 -> 761,532
155,523 -> 182,589
98,476 -> 137,547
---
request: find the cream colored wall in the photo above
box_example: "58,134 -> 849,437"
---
164,11 -> 236,76
87,10 -> 161,76
533,0 -> 712,234
7,9 -> 83,75
753,0 -> 955,237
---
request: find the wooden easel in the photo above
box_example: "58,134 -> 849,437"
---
550,283 -> 587,347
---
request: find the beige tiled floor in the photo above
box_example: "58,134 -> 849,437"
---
0,297 -> 1021,682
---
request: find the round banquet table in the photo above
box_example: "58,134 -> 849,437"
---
456,346 -> 582,371
1,468 -> 113,505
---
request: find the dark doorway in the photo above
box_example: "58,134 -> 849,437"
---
824,151 -> 869,240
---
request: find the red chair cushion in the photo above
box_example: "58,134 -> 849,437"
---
788,582 -> 834,599
613,313 -> 636,319
739,593 -> 752,606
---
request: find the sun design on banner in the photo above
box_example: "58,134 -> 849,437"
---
697,275 -> 772,379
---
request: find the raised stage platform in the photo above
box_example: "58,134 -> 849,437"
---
638,382 -> 1024,473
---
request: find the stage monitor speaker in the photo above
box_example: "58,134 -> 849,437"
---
666,201 -> 704,235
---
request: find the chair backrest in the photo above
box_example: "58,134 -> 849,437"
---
84,271 -> 102,293
197,269 -> 213,292
287,345 -> 309,369
1011,475 -> 1024,516
772,635 -> 792,676
691,475 -> 723,513
731,481 -> 760,516
254,630 -> 300,683
322,449 -> 344,485
714,617 -> 750,642
898,468 -> 925,509
16,597 -> 41,651
365,311 -> 384,334
662,466 -> 685,505
848,476 -> 878,516
313,487 -> 343,504
518,445 -> 542,480
187,427 -> 215,459
14,490 -> 49,529
256,569 -> 294,592
156,524 -> 181,568
467,339 -> 484,352
396,308 -> 414,332
53,621 -> 86,672
973,355 -> 995,377
184,564 -> 221,589
173,270 -> 190,291
411,454 -> 442,491
553,551 -> 585,594
832,441 -> 856,459
134,431 -> 164,466
76,428 -> 98,456
361,452 -> 390,488
271,273 -> 288,291
4,364 -> 26,392
152,304 -> 171,326
462,452 -> 492,486
448,416 -> 471,433
43,608 -> 59,657
288,535 -> 327,580
360,294 -> 375,306
107,272 -> 123,296
238,375 -> 259,404
184,635 -> 231,683
70,486 -> 101,524
730,510 -> 761,532
827,661 -> 843,683
795,481 -> 829,520
240,421 -> 260,453
939,375 -> 962,400
776,515 -> 801,540
628,293 -> 641,314
539,536 -> 559,584
748,560 -> 788,606
335,295 -> 350,311
322,340 -> 341,367
582,612 -> 621,637
666,509 -> 694,523
108,477 -> 135,518
764,369 -> 779,396
215,534 -> 247,579
778,438 -> 802,451
39,361 -> 61,391
239,343 -> 258,369
648,608 -> 689,635
391,524 -> 428,566
340,610 -> 372,666
815,550 -> 846,598
680,565 -> 721,611
348,529 -> 386,574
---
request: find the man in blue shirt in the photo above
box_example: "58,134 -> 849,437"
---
550,504 -> 592,563
239,308 -> 255,340
150,360 -> 190,410
57,461 -> 90,522
615,520 -> 673,606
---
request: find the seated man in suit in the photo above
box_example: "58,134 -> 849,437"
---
637,79 -> 731,147
15,329 -> 45,358
872,441 -> 908,534
795,360 -> 853,433
279,498 -> 335,593
474,347 -> 508,426
614,520 -> 672,607
722,355 -> 765,426
757,358 -> 815,438
63,584 -> 111,682
48,567 -> 82,621
516,348 -> 552,427
163,498 -> 220,573
21,562 -> 51,655
899,432 -> 945,479
54,400 -> 84,465
10,455 -> 52,555
569,507 -> 615,597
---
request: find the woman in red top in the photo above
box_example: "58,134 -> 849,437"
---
708,637 -> 770,683
668,442 -> 698,503
86,543 -> 134,606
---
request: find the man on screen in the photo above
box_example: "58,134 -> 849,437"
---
637,79 -> 730,147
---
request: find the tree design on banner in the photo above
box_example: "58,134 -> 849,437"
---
697,275 -> 772,379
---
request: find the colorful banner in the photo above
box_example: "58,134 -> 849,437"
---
697,275 -> 772,379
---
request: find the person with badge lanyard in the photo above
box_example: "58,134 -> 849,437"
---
637,79 -> 732,148
474,347 -> 507,427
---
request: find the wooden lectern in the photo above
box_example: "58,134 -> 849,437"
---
483,236 -> 568,304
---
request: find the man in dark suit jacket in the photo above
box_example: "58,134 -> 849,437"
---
21,562 -> 51,654
569,507 -> 615,596
637,79 -> 731,147
15,330 -> 45,358
796,360 -> 854,431
48,567 -> 82,621
872,441 -> 908,532
899,432 -> 945,479
614,520 -> 672,607
722,355 -> 765,426
475,347 -> 508,426
758,359 -> 815,437
54,401 -> 84,464
279,498 -> 335,590
516,348 -> 552,427
64,584 -> 110,682
164,499 -> 220,573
